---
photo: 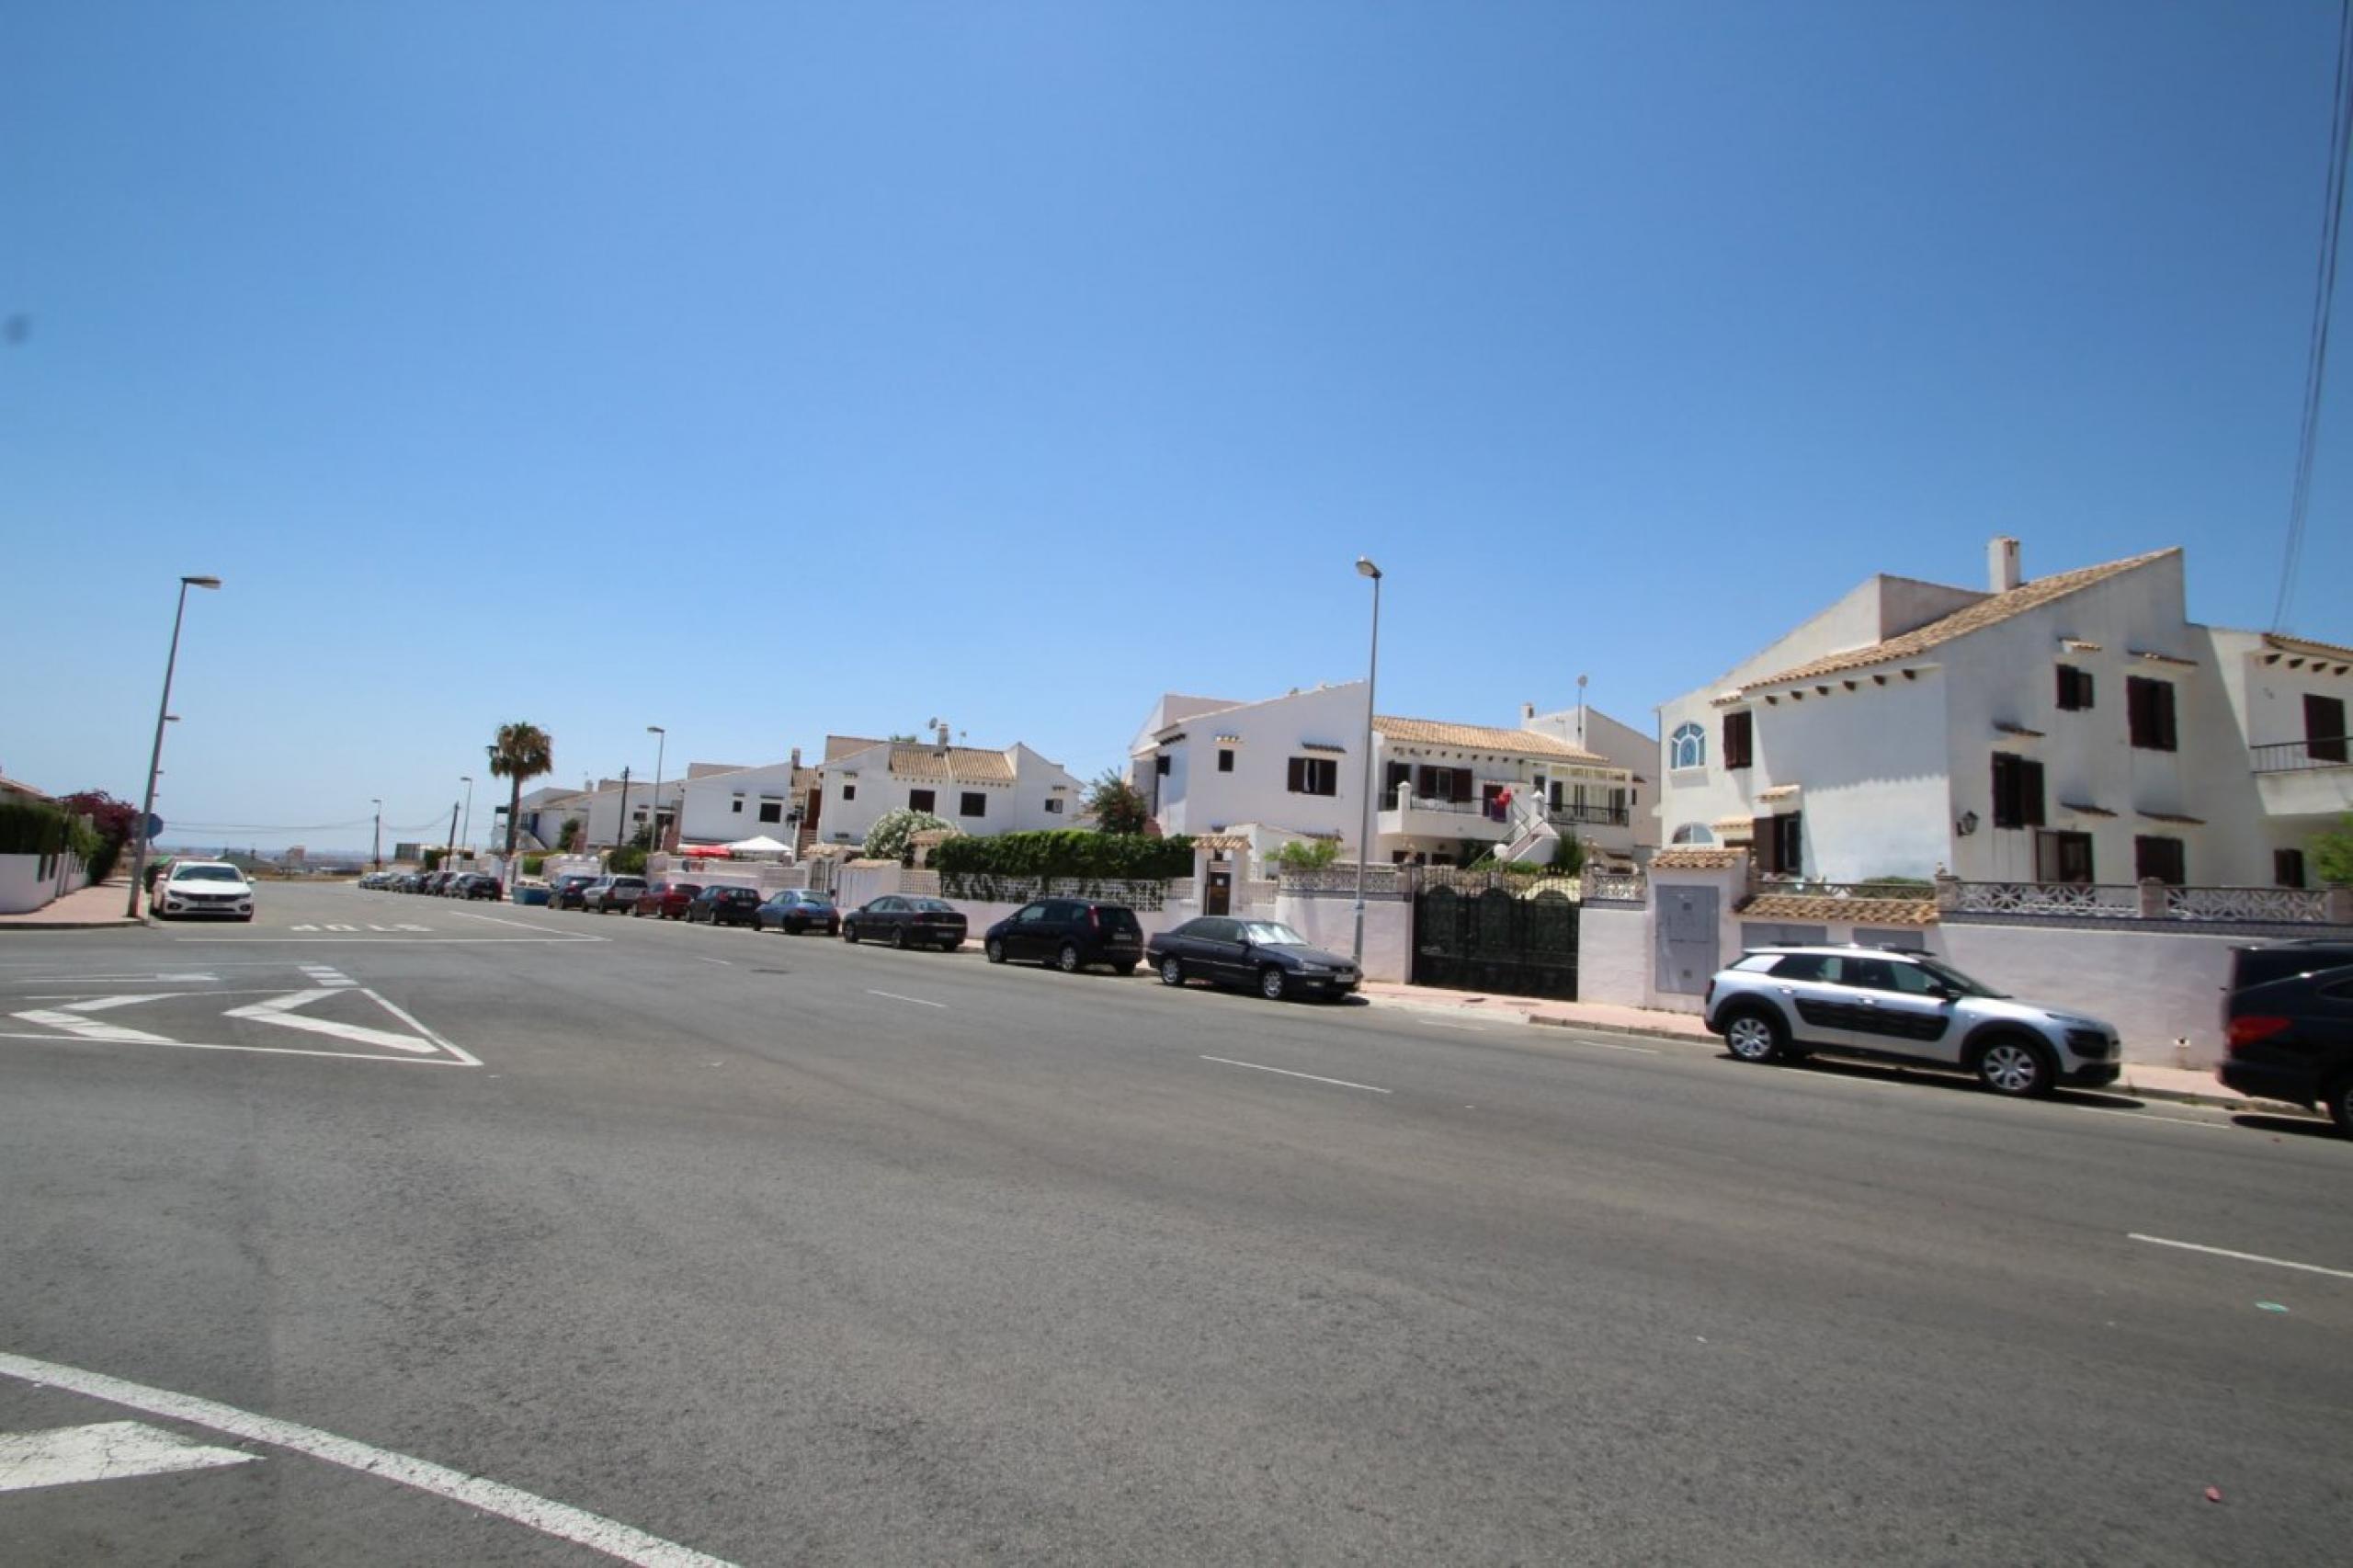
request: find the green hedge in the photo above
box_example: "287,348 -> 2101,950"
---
608,846 -> 648,875
931,830 -> 1195,881
521,855 -> 546,877
0,799 -> 104,863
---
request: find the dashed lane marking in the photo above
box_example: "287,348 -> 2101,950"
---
0,1352 -> 737,1567
865,989 -> 947,1008
1200,1055 -> 1392,1095
2127,1233 -> 2353,1281
0,1419 -> 256,1493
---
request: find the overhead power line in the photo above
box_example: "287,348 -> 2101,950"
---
2274,0 -> 2353,631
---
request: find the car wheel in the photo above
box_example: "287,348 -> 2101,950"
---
1057,943 -> 1082,974
1259,966 -> 1287,1002
891,926 -> 908,949
1159,956 -> 1185,986
842,923 -> 858,943
2329,1075 -> 2353,1138
1722,1009 -> 1785,1063
985,937 -> 1006,963
1974,1036 -> 2055,1097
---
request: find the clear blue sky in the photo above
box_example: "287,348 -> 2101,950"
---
4,3 -> 2347,852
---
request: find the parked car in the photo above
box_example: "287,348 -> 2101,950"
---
1703,945 -> 2123,1096
984,899 -> 1144,974
154,860 -> 256,922
453,872 -> 502,901
1146,916 -> 1359,1001
397,872 -> 425,892
842,895 -> 967,950
755,890 -> 840,936
686,885 -> 764,926
2218,938 -> 2353,1135
581,875 -> 648,914
632,881 -> 701,920
550,873 -> 599,910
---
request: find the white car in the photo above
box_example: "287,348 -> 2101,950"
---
156,860 -> 256,921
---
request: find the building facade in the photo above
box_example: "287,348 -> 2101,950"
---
813,728 -> 1088,847
1653,540 -> 2353,887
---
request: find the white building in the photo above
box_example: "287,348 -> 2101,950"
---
527,776 -> 685,851
1518,700 -> 1661,858
670,756 -> 814,850
813,725 -> 1088,847
1654,539 -> 2353,887
1131,683 -> 1637,865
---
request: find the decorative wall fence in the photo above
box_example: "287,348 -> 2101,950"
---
937,872 -> 1174,911
1940,878 -> 2350,925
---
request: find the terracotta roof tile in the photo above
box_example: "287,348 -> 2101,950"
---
2264,631 -> 2353,663
887,744 -> 1017,782
1651,847 -> 1746,869
1734,549 -> 2177,692
1742,893 -> 1938,927
1373,716 -> 1608,761
1192,834 -> 1251,852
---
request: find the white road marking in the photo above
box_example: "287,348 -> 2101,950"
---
174,936 -> 602,945
865,989 -> 946,1008
1412,1018 -> 1487,1033
8,996 -> 178,1045
697,957 -> 732,967
0,1419 -> 256,1493
0,1352 -> 736,1567
1561,1035 -> 1663,1055
449,910 -> 571,933
2066,1104 -> 2231,1131
2127,1233 -> 2353,1281
221,990 -> 438,1053
1200,1055 -> 1392,1094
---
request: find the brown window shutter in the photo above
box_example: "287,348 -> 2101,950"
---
2023,759 -> 2045,826
1753,817 -> 1777,871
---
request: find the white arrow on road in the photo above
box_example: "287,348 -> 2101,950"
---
8,995 -> 178,1044
220,989 -> 439,1053
0,1420 -> 255,1493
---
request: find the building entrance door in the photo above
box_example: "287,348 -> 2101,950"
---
1205,869 -> 1232,915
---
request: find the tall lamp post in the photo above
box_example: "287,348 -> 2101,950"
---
647,724 -> 666,854
1350,556 -> 1382,967
126,574 -> 222,917
370,799 -> 382,872
458,775 -> 474,858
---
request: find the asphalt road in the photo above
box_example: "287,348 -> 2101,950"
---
2,881 -> 2347,1565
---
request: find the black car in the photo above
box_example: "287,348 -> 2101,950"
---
756,890 -> 840,936
2219,938 -> 2353,1134
453,872 -> 502,901
550,872 -> 599,910
842,895 -> 967,951
686,885 -> 764,926
1146,916 -> 1361,1002
582,875 -> 648,914
983,899 -> 1144,974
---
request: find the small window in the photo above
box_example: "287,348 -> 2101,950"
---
1990,754 -> 2045,830
1044,797 -> 1063,814
2055,665 -> 2094,711
2127,677 -> 2177,752
1670,823 -> 1715,845
2309,694 -> 2348,762
2275,848 -> 2307,889
2036,830 -> 2095,884
1384,761 -> 1410,798
1722,710 -> 1754,770
961,791 -> 986,817
842,783 -> 857,801
1843,958 -> 1900,993
1670,722 -> 1706,770
908,789 -> 936,813
1286,756 -> 1338,796
731,797 -> 745,814
1155,755 -> 1171,776
1754,812 -> 1802,874
2134,835 -> 2186,886
1217,748 -> 1234,773
757,799 -> 782,824
1769,953 -> 1841,983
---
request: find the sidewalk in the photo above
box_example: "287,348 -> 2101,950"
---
1356,979 -> 2305,1116
0,879 -> 144,931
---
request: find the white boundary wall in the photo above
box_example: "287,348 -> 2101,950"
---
0,852 -> 89,915
1929,922 -> 2241,1070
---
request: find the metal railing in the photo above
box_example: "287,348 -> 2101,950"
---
2250,736 -> 2350,773
1548,804 -> 1631,827
1754,877 -> 1938,903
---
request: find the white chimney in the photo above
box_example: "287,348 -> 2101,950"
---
1521,701 -> 1536,722
1989,536 -> 2021,594
934,720 -> 950,751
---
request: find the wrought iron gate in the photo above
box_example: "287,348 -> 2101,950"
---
1411,884 -> 1579,999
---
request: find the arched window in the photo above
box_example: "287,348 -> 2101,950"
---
1670,823 -> 1716,845
1669,722 -> 1706,771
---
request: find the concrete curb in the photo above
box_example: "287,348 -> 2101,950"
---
0,918 -> 147,933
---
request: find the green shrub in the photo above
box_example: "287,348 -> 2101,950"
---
557,818 -> 582,851
1549,835 -> 1586,874
2317,814 -> 2353,885
421,847 -> 445,871
932,830 -> 1196,881
608,846 -> 648,875
1269,838 -> 1340,870
0,798 -> 72,855
521,855 -> 546,877
864,808 -> 954,865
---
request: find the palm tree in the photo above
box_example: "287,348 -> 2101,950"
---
488,722 -> 555,856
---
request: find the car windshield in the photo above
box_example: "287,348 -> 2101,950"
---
1239,922 -> 1310,946
175,866 -> 244,882
1912,958 -> 2003,998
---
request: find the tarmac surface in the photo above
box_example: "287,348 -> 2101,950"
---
2,882 -> 2347,1564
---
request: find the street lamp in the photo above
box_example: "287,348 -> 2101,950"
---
370,799 -> 383,872
458,775 -> 474,856
647,724 -> 666,855
126,574 -> 222,917
1351,556 -> 1382,967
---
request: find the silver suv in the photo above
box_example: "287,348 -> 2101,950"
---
1703,946 -> 2122,1097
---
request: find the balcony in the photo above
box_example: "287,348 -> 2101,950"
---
1378,795 -> 1512,842
2251,736 -> 2353,818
